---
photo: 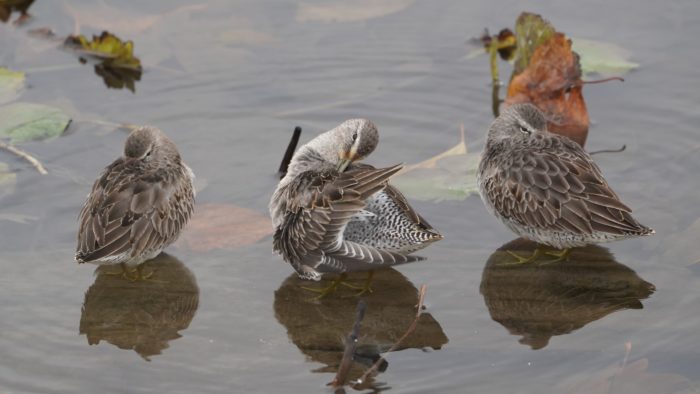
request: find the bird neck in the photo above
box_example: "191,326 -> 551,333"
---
286,145 -> 335,178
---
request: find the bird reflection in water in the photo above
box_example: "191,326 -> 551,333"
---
480,239 -> 655,350
79,253 -> 199,360
0,0 -> 34,23
274,269 -> 448,390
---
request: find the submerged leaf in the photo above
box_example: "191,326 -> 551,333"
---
0,67 -> 24,105
175,203 -> 272,251
0,102 -> 71,143
572,38 -> 639,77
65,31 -> 142,70
391,127 -> 480,202
0,161 -> 16,198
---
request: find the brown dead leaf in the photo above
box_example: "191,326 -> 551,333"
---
506,32 -> 589,146
175,203 -> 272,252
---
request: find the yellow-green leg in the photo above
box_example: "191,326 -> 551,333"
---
540,248 -> 572,265
503,248 -> 545,265
131,264 -> 155,281
341,271 -> 375,297
105,263 -> 154,281
105,263 -> 132,279
301,273 -> 348,299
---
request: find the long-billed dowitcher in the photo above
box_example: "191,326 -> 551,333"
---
477,104 -> 653,263
76,126 -> 195,279
270,119 -> 441,295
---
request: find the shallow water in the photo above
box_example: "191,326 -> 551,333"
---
1,0 -> 700,393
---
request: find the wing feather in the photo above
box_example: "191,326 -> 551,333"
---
483,135 -> 651,237
273,164 -> 421,274
76,158 -> 194,263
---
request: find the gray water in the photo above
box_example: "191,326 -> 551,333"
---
1,0 -> 699,393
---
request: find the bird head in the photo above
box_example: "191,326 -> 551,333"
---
123,126 -> 181,165
488,103 -> 547,144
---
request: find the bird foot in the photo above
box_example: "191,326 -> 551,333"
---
340,271 -> 375,297
502,247 -> 571,266
503,248 -> 544,265
301,273 -> 348,299
104,264 -> 155,281
538,248 -> 571,265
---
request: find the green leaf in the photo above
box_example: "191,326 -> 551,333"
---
391,129 -> 480,202
0,102 -> 71,143
512,12 -> 556,75
572,38 -> 639,77
64,31 -> 142,70
0,161 -> 17,199
0,67 -> 25,105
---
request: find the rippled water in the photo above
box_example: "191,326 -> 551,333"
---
1,0 -> 699,393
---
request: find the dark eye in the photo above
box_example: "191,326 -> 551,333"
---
352,132 -> 358,142
519,125 -> 531,135
145,150 -> 152,158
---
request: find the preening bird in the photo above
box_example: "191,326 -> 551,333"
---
270,119 -> 442,295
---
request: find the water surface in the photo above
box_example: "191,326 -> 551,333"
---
1,0 -> 699,393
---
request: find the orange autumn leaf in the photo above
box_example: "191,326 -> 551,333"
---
175,203 -> 272,251
506,32 -> 589,147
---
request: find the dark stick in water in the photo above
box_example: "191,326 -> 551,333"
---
328,300 -> 367,389
278,126 -> 302,179
353,284 -> 428,388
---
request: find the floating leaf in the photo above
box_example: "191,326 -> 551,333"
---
0,161 -> 16,198
64,31 -> 142,70
0,102 -> 71,143
563,358 -> 693,394
391,127 -> 480,202
0,67 -> 24,105
506,31 -> 589,146
175,203 -> 272,251
572,38 -> 639,78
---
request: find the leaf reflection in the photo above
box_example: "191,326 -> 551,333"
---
274,269 -> 447,390
480,239 -> 655,350
79,253 -> 199,361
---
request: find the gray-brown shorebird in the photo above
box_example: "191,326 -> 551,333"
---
270,119 -> 442,295
477,103 -> 653,263
76,126 -> 195,279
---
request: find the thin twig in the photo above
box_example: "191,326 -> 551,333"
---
353,284 -> 428,388
581,76 -> 625,85
328,300 -> 368,389
589,145 -> 626,155
0,141 -> 48,175
278,126 -> 302,179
